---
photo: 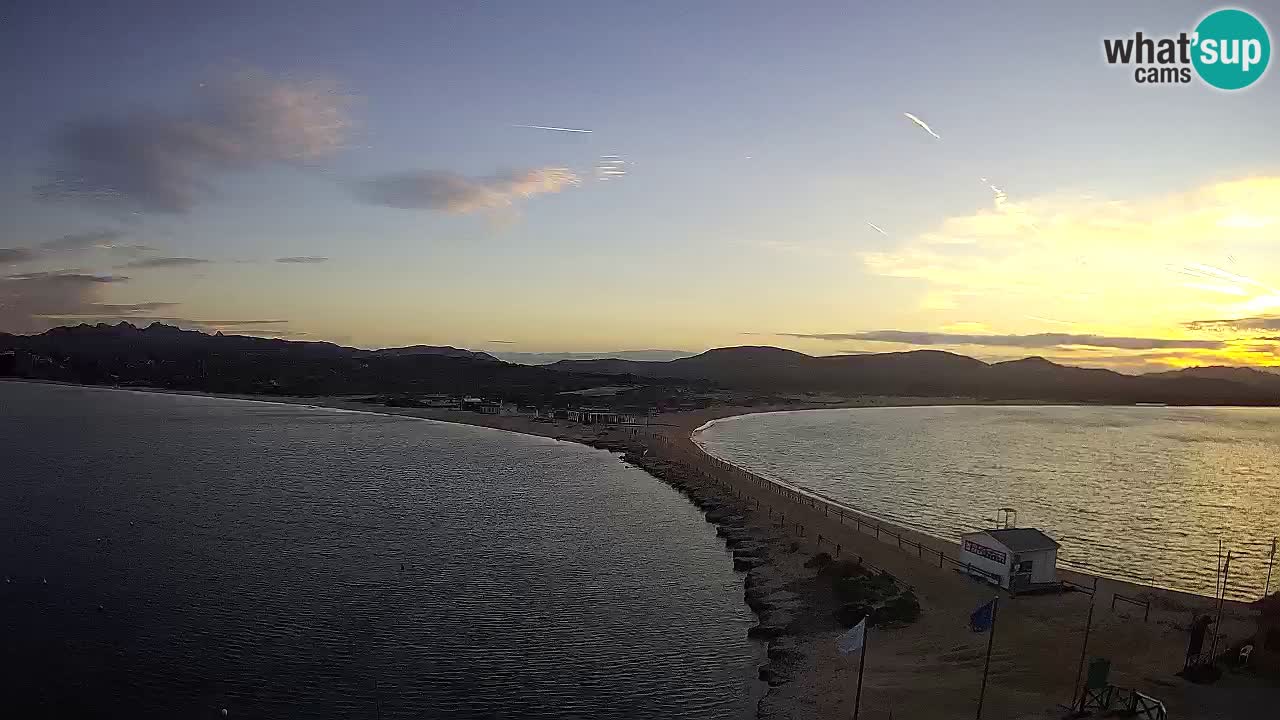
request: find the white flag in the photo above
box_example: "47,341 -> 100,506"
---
837,617 -> 866,656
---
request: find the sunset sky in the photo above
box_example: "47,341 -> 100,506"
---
2,1 -> 1279,372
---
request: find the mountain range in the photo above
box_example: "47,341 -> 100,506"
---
2,324 -> 1279,406
549,346 -> 1280,404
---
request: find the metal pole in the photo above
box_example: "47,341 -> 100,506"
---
976,597 -> 999,720
853,622 -> 869,720
1265,537 -> 1276,599
1070,599 -> 1095,711
1209,551 -> 1232,662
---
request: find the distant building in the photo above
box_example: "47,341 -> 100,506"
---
421,394 -> 457,408
959,527 -> 1060,592
567,407 -> 640,425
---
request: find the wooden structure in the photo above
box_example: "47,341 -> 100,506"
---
959,527 -> 1060,592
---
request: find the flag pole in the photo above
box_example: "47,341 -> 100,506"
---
1070,596 -> 1095,711
1209,551 -> 1232,661
853,621 -> 869,720
975,596 -> 999,720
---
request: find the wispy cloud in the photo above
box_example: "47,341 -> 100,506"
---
903,112 -> 941,140
275,256 -> 329,264
861,177 -> 1280,330
355,168 -> 579,214
38,229 -> 125,252
36,70 -> 352,213
120,257 -> 210,269
778,330 -> 1225,350
0,248 -> 40,264
90,302 -> 181,313
2,229 -> 130,266
511,124 -> 592,133
1183,315 -> 1280,332
1,271 -> 133,333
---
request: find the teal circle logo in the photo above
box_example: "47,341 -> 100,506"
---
1192,9 -> 1271,90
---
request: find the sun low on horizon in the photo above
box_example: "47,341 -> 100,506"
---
2,1 -> 1279,374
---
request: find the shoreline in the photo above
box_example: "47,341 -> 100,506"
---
6,379 -> 1271,718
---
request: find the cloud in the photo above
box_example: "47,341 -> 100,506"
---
778,330 -> 1226,350
120,257 -> 210,268
0,248 -> 39,264
275,256 -> 329,264
1183,315 -> 1280,332
106,244 -> 158,259
5,270 -> 128,283
190,319 -> 287,326
39,229 -> 124,252
355,168 -> 579,214
860,176 -> 1280,331
36,70 -> 351,213
89,302 -> 181,313
0,271 -> 132,333
1,229 -> 129,266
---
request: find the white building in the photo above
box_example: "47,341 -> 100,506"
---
959,527 -> 1060,592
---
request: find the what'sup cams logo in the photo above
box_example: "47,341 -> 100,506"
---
1104,8 -> 1270,89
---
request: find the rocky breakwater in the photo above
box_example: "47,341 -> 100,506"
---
601,439 -> 921,720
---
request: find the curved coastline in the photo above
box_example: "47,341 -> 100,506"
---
692,403 -> 1273,605
6,381 -> 1266,718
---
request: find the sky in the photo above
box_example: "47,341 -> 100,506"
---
2,0 -> 1279,372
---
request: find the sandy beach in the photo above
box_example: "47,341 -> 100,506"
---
11,381 -> 1273,718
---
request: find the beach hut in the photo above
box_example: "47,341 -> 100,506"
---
959,527 -> 1060,592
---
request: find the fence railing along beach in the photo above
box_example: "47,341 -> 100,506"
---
621,424 -> 1262,619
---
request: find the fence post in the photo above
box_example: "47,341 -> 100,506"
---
1144,602 -> 1150,623
1111,594 -> 1117,611
939,551 -> 944,568
918,544 -> 923,559
898,536 -> 902,550
836,543 -> 842,557
876,525 -> 881,539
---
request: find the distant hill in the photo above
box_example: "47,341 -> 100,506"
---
0,322 -> 632,400
493,349 -> 695,365
374,345 -> 500,362
3,326 -> 1278,406
1145,365 -> 1280,391
551,346 -> 1280,405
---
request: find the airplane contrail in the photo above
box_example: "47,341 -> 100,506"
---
512,124 -> 593,133
903,112 -> 941,140
866,221 -> 888,236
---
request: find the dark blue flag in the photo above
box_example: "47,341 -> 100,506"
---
970,599 -> 995,632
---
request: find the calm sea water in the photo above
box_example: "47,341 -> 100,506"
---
697,405 -> 1280,601
0,382 -> 757,719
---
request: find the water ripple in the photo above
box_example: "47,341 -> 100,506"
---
1,382 -> 758,719
700,405 -> 1280,601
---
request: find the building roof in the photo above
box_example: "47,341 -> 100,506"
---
981,528 -> 1060,552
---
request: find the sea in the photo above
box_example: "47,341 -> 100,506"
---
695,405 -> 1280,602
0,381 -> 758,719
